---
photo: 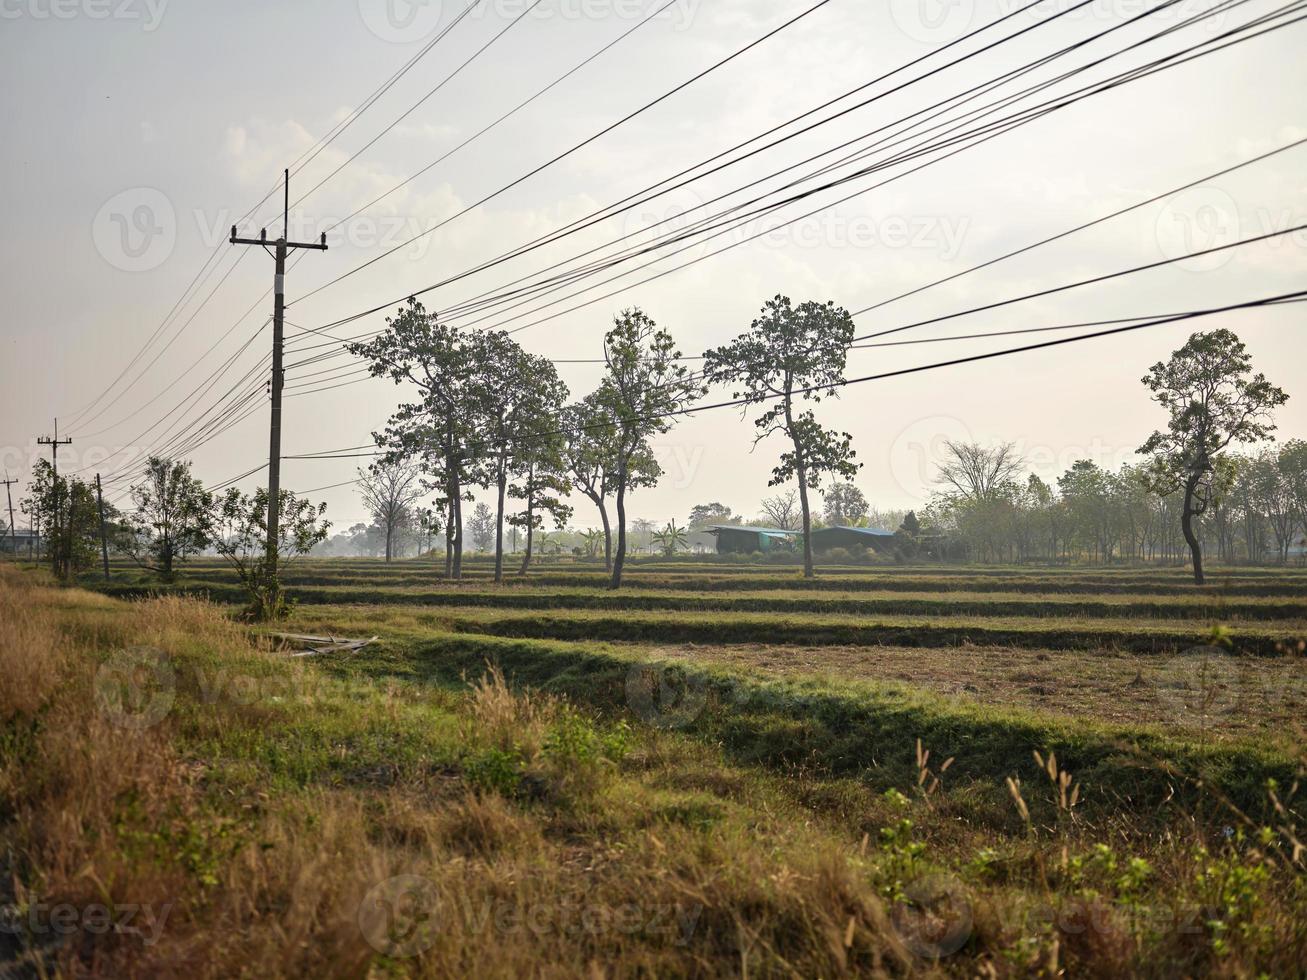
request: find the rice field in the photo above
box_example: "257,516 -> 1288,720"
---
3,557 -> 1304,975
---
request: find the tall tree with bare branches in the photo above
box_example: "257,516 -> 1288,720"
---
357,457 -> 425,562
934,441 -> 1024,503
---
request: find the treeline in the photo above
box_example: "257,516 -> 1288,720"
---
17,310 -> 1295,599
909,442 -> 1307,565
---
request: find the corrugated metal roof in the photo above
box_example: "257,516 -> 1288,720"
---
707,525 -> 799,536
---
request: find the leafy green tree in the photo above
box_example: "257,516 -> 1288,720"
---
821,481 -> 868,526
561,395 -> 619,572
468,503 -> 495,553
1280,440 -> 1307,555
687,502 -> 735,530
595,309 -> 702,588
562,393 -> 658,572
466,330 -> 569,582
1139,329 -> 1288,584
509,459 -> 572,574
703,295 -> 858,578
210,488 -> 330,620
124,456 -> 212,580
23,460 -> 101,580
348,298 -> 478,579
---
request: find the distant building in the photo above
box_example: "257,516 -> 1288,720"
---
707,525 -> 799,554
0,528 -> 40,555
810,525 -> 896,552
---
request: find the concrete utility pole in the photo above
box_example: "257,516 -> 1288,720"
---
37,419 -> 72,576
95,473 -> 110,580
1,474 -> 17,560
228,169 -> 327,583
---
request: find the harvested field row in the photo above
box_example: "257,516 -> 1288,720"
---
278,609 -> 1304,820
96,564 -> 1307,597
96,579 -> 1307,622
288,604 -> 1306,656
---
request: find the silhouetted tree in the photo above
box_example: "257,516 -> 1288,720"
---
703,295 -> 858,578
596,309 -> 702,588
125,456 -> 212,580
1139,329 -> 1287,584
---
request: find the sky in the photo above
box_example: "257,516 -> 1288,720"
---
1,0 -> 1304,532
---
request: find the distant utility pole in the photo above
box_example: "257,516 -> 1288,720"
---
95,474 -> 110,580
37,419 -> 71,576
229,169 -> 327,583
1,474 -> 17,561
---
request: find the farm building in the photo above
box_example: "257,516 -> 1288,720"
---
707,525 -> 799,554
809,526 -> 896,552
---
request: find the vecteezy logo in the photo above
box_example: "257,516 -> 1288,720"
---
626,660 -> 710,729
1153,185 -> 1241,272
891,874 -> 973,958
358,875 -> 440,957
358,0 -> 446,42
92,188 -> 176,272
94,646 -> 176,729
887,414 -> 974,503
1152,644 -> 1268,726
889,0 -> 975,44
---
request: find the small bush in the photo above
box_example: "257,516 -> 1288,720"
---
464,747 -> 523,796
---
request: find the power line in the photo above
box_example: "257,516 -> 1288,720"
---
321,0 -> 683,238
64,9 -> 476,432
278,289 -> 1306,466
487,8 -> 1307,338
437,0 -> 1232,332
289,0 -> 523,210
289,0 -> 841,306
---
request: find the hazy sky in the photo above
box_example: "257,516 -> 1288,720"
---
2,0 -> 1304,531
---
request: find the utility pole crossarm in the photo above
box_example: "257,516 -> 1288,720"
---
36,419 -> 72,577
229,229 -> 328,251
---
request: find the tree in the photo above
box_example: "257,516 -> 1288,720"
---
595,309 -> 702,588
468,503 -> 495,553
465,331 -> 570,582
687,502 -> 735,530
561,395 -> 619,572
631,518 -> 658,554
23,460 -> 101,580
703,295 -> 858,578
1139,329 -> 1287,584
579,528 -> 604,558
357,457 -> 424,562
822,481 -> 868,527
1281,440 -> 1307,557
124,457 -> 212,580
652,519 -> 689,556
499,348 -> 571,578
210,488 -> 330,619
348,299 -> 479,579
934,441 -> 1023,502
1058,460 -> 1119,563
510,446 -> 573,575
759,490 -> 799,529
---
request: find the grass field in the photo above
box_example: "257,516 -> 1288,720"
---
2,557 -> 1305,976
